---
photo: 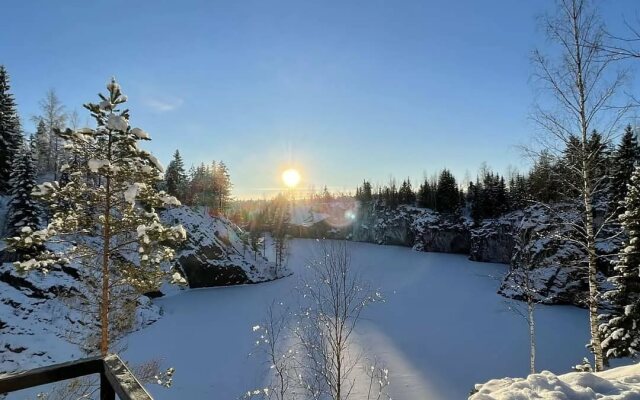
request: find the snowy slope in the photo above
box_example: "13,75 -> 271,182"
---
471,363 -> 640,399
121,239 -> 606,400
0,262 -> 160,375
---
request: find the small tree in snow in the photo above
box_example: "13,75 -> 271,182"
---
249,240 -> 387,400
599,165 -> 640,361
503,219 -> 547,374
295,241 -> 383,399
8,78 -> 186,356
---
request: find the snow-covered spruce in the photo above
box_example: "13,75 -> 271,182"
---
599,165 -> 640,360
7,78 -> 186,356
6,142 -> 39,241
0,65 -> 22,195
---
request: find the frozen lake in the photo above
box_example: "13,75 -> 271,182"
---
124,239 -> 591,399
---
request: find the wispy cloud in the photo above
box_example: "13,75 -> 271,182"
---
143,96 -> 184,112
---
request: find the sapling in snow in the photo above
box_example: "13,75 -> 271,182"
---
8,78 -> 187,356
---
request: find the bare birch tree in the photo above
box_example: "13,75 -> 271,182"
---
531,0 -> 628,371
249,240 -> 385,400
502,219 -> 549,374
294,241 -> 383,399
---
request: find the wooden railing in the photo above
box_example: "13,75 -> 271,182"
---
0,354 -> 153,399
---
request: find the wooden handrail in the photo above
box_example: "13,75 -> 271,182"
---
0,354 -> 152,400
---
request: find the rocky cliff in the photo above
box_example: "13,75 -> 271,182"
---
163,207 -> 286,288
345,202 -> 620,307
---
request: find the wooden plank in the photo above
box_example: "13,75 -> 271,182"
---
0,357 -> 103,394
102,354 -> 153,400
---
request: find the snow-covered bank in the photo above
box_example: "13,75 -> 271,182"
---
471,363 -> 640,399
122,239 -> 598,399
0,206 -> 281,377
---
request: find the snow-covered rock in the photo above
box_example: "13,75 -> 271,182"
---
470,362 -> 640,399
469,215 -> 519,263
352,203 -> 415,246
345,202 -> 622,307
350,203 -> 471,253
412,208 -> 471,254
163,207 -> 285,288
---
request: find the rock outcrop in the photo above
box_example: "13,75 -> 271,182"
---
163,207 -> 286,288
344,202 -> 621,307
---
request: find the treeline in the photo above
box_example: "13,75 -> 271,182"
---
354,127 -> 639,223
164,150 -> 233,215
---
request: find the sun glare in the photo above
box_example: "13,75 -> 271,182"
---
282,168 -> 301,188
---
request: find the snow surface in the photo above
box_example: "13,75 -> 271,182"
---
471,363 -> 640,399
120,239 -> 603,399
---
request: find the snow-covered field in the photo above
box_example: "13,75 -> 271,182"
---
121,239 -> 596,399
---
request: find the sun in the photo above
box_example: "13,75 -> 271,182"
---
282,168 -> 301,188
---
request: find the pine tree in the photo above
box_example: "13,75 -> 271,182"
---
214,161 -> 232,213
8,79 -> 186,356
435,169 -> 459,213
355,180 -> 373,203
398,178 -> 415,205
611,125 -> 640,214
0,66 -> 22,195
165,149 -> 187,202
417,178 -> 434,209
6,142 -> 39,240
529,151 -> 559,203
33,119 -> 49,174
600,165 -> 640,361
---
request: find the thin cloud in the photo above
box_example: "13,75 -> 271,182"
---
144,96 -> 184,112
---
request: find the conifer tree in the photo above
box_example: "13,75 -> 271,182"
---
6,142 -> 39,239
611,125 -> 640,214
600,165 -> 640,361
355,180 -> 373,203
435,169 -> 459,213
398,178 -> 415,205
8,79 -> 186,356
165,149 -> 187,202
33,119 -> 49,174
0,66 -> 22,195
417,178 -> 434,209
214,161 -> 232,213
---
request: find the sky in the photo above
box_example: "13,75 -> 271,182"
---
2,0 -> 640,199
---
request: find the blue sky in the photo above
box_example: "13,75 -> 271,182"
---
2,0 -> 639,198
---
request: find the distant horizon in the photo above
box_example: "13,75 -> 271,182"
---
3,0 -> 639,199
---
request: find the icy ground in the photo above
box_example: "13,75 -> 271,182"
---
119,239 -> 600,399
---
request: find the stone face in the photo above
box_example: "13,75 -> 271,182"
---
346,202 -> 621,307
351,204 -> 415,246
469,217 -> 519,264
163,207 -> 286,288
